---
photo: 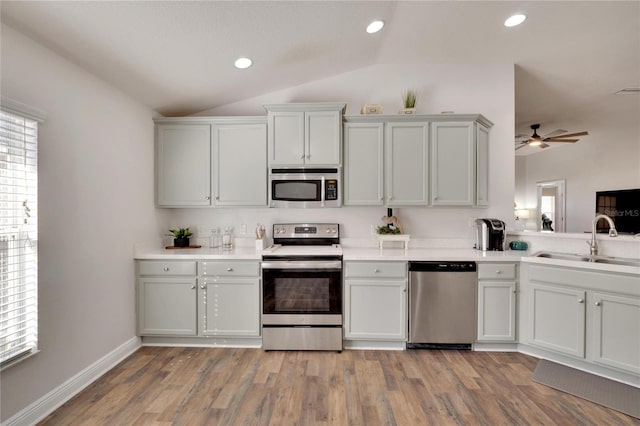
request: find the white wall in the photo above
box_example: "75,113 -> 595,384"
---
515,95 -> 640,233
178,63 -> 515,240
0,24 -> 165,421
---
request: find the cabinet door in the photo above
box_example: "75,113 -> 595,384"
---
343,122 -> 384,205
156,124 -> 211,206
212,123 -> 267,206
199,278 -> 260,336
528,283 -> 586,357
590,292 -> 640,374
477,281 -> 517,341
138,277 -> 197,336
430,121 -> 475,206
475,123 -> 490,206
305,110 -> 341,165
385,122 -> 429,206
344,279 -> 407,340
268,111 -> 304,165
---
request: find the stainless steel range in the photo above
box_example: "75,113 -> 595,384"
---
261,223 -> 342,351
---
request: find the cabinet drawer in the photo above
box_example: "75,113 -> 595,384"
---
478,263 -> 516,280
200,261 -> 260,277
138,261 -> 196,276
345,262 -> 406,278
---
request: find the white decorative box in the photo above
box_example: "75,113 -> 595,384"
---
377,234 -> 410,252
361,104 -> 383,114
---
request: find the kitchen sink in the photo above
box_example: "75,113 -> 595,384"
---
533,251 -> 640,267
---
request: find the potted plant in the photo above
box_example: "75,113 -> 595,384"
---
401,89 -> 417,114
169,227 -> 193,247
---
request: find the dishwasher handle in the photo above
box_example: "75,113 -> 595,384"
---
408,261 -> 476,272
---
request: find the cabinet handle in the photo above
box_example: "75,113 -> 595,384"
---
300,155 -> 305,159
163,267 -> 170,272
373,269 -> 379,273
496,270 -> 503,274
306,155 -> 310,159
205,195 -> 210,200
578,298 -> 584,304
403,288 -> 407,292
512,289 -> 517,294
190,285 -> 196,290
227,267 -> 233,272
215,196 -> 220,201
595,301 -> 602,306
200,285 -> 206,290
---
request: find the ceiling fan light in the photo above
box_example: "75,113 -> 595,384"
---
529,140 -> 542,147
504,14 -> 526,27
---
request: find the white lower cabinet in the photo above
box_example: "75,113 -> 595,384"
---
137,261 -> 198,336
199,277 -> 260,336
477,263 -> 518,342
521,262 -> 640,377
137,260 -> 260,338
343,261 -> 407,340
528,283 -> 586,357
590,292 -> 640,374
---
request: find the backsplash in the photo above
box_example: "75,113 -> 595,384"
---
507,231 -> 640,259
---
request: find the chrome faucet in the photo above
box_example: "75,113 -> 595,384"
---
587,214 -> 618,256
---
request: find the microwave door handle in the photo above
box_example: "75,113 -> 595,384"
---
321,176 -> 325,207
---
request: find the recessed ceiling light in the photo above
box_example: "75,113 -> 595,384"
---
366,20 -> 385,34
234,57 -> 253,69
504,14 -> 526,27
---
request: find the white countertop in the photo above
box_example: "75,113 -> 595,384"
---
134,246 -> 262,260
342,247 -> 528,262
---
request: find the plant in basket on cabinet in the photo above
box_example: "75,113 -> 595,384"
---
169,227 -> 193,247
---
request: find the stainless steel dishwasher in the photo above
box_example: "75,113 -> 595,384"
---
407,261 -> 477,350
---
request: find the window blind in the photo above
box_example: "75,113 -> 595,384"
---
0,107 -> 39,367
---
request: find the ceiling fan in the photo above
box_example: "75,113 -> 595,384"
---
515,124 -> 588,150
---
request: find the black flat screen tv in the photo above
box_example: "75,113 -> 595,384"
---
595,188 -> 640,234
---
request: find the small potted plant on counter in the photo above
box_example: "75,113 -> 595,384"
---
169,227 -> 193,248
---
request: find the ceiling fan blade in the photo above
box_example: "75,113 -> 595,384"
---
544,131 -> 588,140
545,138 -> 579,143
542,129 -> 568,138
515,144 -> 528,150
514,133 -> 529,139
539,143 -> 550,149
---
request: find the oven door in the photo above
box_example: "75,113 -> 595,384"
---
262,260 -> 342,325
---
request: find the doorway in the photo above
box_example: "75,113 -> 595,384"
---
536,180 -> 566,232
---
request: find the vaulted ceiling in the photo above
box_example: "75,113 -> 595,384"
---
2,1 -> 638,142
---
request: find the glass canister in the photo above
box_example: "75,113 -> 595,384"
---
222,227 -> 233,249
209,228 -> 222,248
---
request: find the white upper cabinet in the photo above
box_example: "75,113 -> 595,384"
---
156,124 -> 211,207
344,114 -> 491,207
476,123 -> 490,206
154,117 -> 267,208
386,122 -> 430,206
212,121 -> 267,206
265,103 -> 345,166
344,122 -> 384,206
430,121 -> 475,206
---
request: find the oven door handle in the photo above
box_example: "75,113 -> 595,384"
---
261,260 -> 342,270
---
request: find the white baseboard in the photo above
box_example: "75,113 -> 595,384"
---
3,336 -> 141,426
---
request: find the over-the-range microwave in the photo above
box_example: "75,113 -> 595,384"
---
268,168 -> 341,208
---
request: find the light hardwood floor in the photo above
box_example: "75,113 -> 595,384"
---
39,347 -> 639,425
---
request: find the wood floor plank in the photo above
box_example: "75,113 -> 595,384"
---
38,347 -> 640,426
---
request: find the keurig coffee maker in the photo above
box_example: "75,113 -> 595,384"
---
474,218 -> 506,251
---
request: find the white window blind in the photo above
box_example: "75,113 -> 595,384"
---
0,105 -> 39,367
